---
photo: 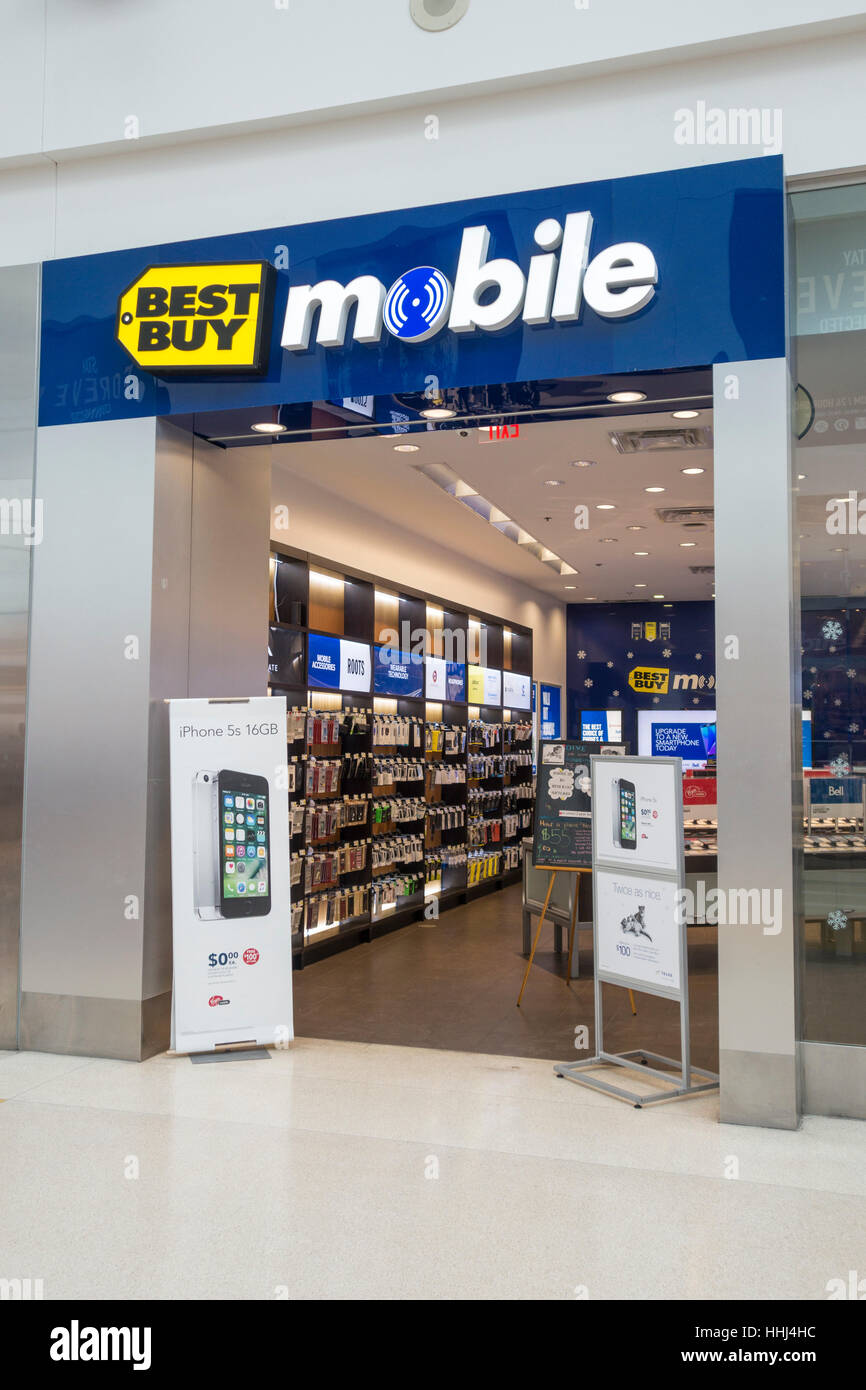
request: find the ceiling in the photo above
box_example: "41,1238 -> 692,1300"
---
259,403 -> 856,606
270,409 -> 716,603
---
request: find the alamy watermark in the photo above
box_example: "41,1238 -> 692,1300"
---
0,497 -> 42,545
674,102 -> 782,156
676,882 -> 783,935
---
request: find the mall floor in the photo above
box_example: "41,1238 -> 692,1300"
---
1,1039 -> 864,1300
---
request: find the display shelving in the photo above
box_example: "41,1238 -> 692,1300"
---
268,547 -> 535,965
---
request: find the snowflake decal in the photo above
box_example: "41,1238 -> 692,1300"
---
834,698 -> 842,707
606,660 -> 614,668
612,690 -> 620,698
824,731 -> 832,739
830,754 -> 851,775
577,650 -> 586,660
822,619 -> 844,642
827,908 -> 848,932
652,696 -> 660,704
849,722 -> 860,734
693,697 -> 700,705
829,646 -> 837,654
626,651 -> 634,660
662,648 -> 672,658
810,667 -> 817,675
584,678 -> 593,688
804,689 -> 812,700
847,669 -> 857,680
695,652 -> 702,661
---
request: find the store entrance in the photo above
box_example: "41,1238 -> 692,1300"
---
189,372 -> 718,1067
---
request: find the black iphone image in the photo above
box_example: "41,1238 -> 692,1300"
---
217,769 -> 271,918
617,777 -> 637,851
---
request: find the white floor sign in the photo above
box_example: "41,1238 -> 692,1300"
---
168,697 -> 293,1054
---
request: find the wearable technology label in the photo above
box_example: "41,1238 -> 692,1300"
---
374,646 -> 424,698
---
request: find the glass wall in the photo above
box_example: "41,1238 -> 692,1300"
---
792,184 -> 866,1047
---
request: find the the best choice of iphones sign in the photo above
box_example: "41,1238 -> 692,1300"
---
168,697 -> 292,1054
38,157 -> 785,427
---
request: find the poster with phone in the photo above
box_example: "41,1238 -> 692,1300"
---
595,867 -> 681,992
168,696 -> 292,1054
592,755 -> 681,874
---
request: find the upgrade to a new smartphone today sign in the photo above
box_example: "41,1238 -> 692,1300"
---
168,696 -> 292,1054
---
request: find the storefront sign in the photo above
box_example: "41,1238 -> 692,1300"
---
682,776 -> 717,806
168,697 -> 292,1054
307,634 -> 371,693
116,262 -> 274,373
39,157 -> 785,426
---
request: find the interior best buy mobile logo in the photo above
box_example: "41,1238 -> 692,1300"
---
628,666 -> 670,694
116,261 -> 275,374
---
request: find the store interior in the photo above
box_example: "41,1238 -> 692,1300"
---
178,374 -> 724,1065
170,360 -> 866,1066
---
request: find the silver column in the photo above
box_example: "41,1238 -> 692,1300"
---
20,416 -> 270,1059
713,357 -> 801,1128
0,263 -> 40,1049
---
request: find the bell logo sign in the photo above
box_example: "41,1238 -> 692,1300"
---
281,213 -> 658,351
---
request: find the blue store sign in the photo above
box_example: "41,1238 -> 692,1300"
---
39,157 -> 785,427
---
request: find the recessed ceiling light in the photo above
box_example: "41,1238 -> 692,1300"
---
584,596 -> 597,601
564,585 -> 576,590
393,443 -> 419,453
681,467 -> 705,475
608,390 -> 647,403
679,541 -> 697,547
599,537 -> 618,543
634,583 -> 647,588
545,479 -> 564,487
420,406 -> 456,420
672,409 -> 700,419
626,524 -> 644,531
596,503 -> 616,510
798,473 -> 807,479
645,486 -> 665,493
712,593 -> 716,598
572,459 -> 595,468
653,594 -> 665,599
663,603 -> 673,608
251,421 -> 287,434
633,550 -> 649,556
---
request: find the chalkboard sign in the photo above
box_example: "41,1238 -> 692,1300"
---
533,740 -> 626,868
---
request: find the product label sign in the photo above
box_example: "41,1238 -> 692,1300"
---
168,696 -> 292,1054
374,645 -> 424,698
307,634 -> 371,692
502,670 -> 531,710
593,755 -> 681,874
425,656 -> 466,702
595,867 -> 681,993
116,261 -> 275,374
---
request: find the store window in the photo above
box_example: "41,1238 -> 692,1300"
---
792,183 -> 866,1046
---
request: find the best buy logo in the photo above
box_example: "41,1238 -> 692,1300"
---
628,665 -> 670,694
116,261 -> 275,374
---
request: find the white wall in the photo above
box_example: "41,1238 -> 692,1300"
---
4,15 -> 866,266
268,459 -> 567,694
2,1 -> 863,165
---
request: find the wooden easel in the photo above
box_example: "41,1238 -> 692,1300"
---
517,866 -> 637,1015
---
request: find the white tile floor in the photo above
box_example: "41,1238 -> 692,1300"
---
0,1039 -> 863,1300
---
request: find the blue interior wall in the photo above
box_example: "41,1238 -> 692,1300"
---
566,600 -> 716,752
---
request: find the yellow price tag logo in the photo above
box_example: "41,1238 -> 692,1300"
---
116,261 -> 275,374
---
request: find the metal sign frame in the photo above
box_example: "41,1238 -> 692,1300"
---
554,754 -> 718,1106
